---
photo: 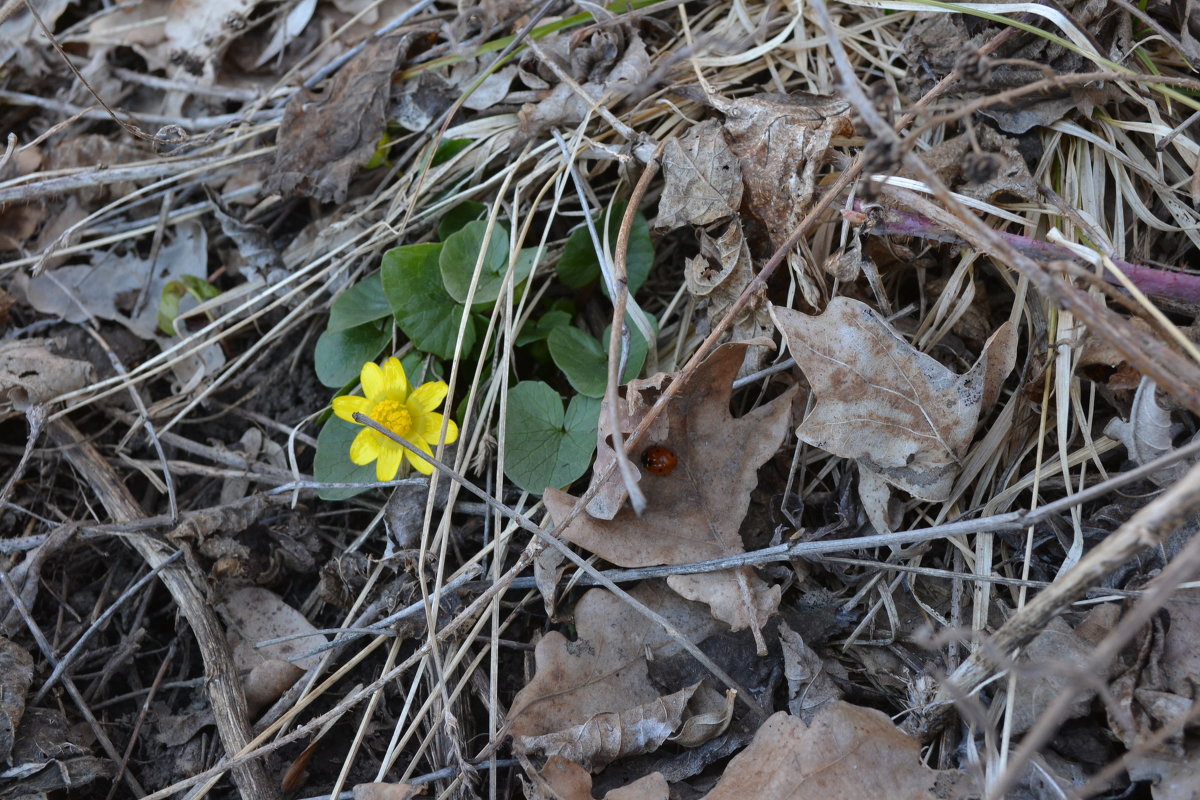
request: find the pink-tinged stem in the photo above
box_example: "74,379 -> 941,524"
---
850,203 -> 1200,306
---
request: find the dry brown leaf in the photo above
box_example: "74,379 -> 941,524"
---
544,343 -> 795,630
243,658 -> 303,719
351,783 -> 420,800
529,756 -> 669,800
1000,617 -> 1096,736
217,586 -> 327,674
698,705 -> 971,799
914,127 -> 1038,202
1105,378 -> 1196,487
0,637 -> 34,763
778,622 -> 839,721
2,707 -> 115,795
519,30 -> 650,133
900,7 -> 1123,134
547,342 -> 794,564
658,120 -> 743,230
507,584 -> 723,772
666,571 -> 778,633
516,683 -> 700,772
21,221 -> 208,340
163,0 -> 261,80
703,91 -> 852,253
266,32 -> 403,204
0,339 -> 94,420
771,298 -> 1013,502
683,222 -> 774,375
585,371 -> 672,520
670,685 -> 735,748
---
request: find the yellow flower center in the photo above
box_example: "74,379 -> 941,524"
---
372,399 -> 413,437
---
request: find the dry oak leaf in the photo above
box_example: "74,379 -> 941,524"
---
699,704 -> 972,800
507,584 -> 724,772
528,757 -> 668,800
544,343 -> 795,629
546,342 -> 795,565
658,120 -> 743,230
771,298 -> 1013,502
266,32 -> 403,204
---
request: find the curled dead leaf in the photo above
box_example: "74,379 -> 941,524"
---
528,756 -> 668,800
0,339 -> 94,420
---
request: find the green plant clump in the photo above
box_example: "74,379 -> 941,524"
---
312,199 -> 656,498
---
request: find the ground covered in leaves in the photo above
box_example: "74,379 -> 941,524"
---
3,0 -> 1200,798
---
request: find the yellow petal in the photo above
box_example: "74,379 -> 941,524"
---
383,356 -> 410,400
376,444 -> 403,482
417,412 -> 458,445
408,381 -> 448,413
332,395 -> 372,424
405,436 -> 434,475
361,361 -> 385,400
348,428 -> 380,465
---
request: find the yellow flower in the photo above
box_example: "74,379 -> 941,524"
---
332,357 -> 458,480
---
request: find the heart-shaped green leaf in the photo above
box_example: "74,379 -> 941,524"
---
547,320 -> 650,398
314,319 -> 392,388
313,415 -> 378,500
327,272 -> 392,332
557,201 -> 654,295
503,382 -> 599,494
383,243 -> 477,360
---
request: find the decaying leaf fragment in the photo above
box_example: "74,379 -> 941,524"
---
683,222 -> 774,375
518,29 -> 650,133
267,33 -> 404,204
544,343 -> 795,631
1105,377 -> 1197,487
164,0 -> 261,81
698,704 -> 971,799
0,339 -> 94,421
0,637 -> 34,763
772,298 -> 1013,503
507,585 -> 725,772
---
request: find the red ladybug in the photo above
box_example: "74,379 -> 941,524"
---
641,446 -> 678,475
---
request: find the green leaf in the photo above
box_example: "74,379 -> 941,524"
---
439,219 -> 534,306
157,275 -> 221,336
547,321 -> 649,398
328,272 -> 391,332
313,415 -> 378,500
503,382 -> 599,494
515,309 -> 573,347
314,320 -> 392,388
438,201 -> 487,241
365,129 -> 394,169
556,201 -> 654,295
382,243 -> 477,360
431,137 -> 473,166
